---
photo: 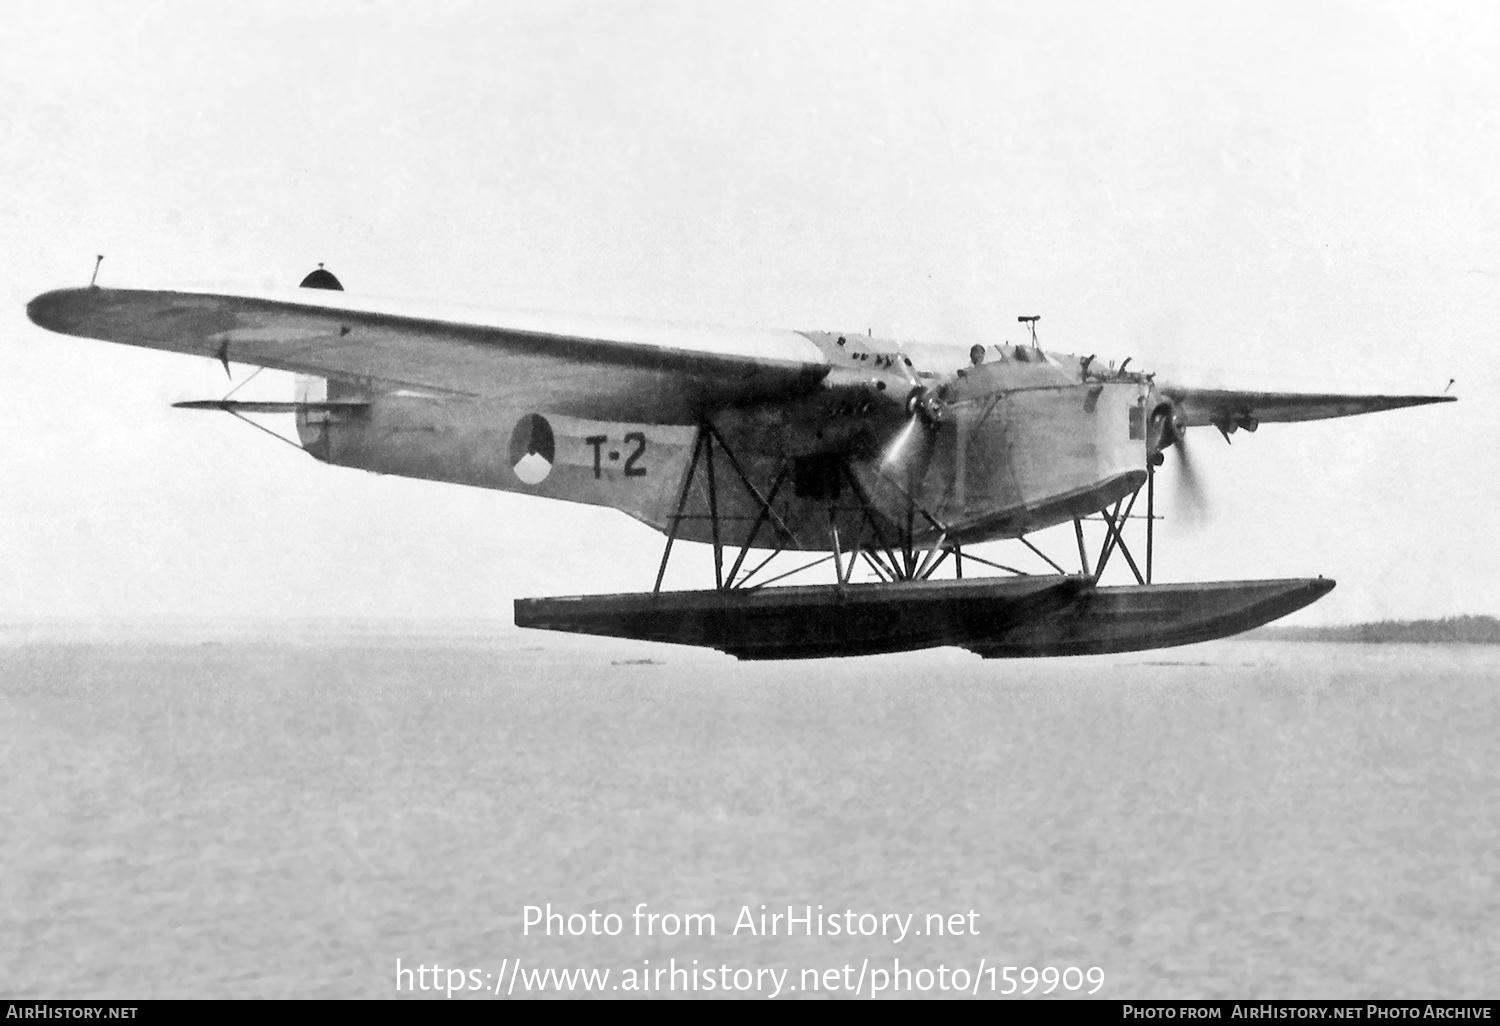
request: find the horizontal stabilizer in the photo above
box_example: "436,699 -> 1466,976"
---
172,400 -> 370,414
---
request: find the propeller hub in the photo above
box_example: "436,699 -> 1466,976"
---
1148,403 -> 1186,452
906,385 -> 944,424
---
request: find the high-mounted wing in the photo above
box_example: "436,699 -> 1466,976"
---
26,286 -> 830,424
1160,384 -> 1454,429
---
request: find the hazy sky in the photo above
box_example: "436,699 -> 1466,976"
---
2,0 -> 1496,624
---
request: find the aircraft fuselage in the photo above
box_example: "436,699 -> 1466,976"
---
296,330 -> 1154,550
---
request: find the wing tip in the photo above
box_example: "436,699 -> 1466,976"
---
1387,393 -> 1457,408
26,286 -> 97,333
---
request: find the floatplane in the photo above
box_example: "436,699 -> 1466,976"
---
26,262 -> 1454,658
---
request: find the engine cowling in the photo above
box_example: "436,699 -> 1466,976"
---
1147,401 -> 1185,455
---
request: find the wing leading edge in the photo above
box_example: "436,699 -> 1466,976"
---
26,286 -> 831,424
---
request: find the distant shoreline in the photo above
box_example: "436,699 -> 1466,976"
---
1253,615 -> 1500,645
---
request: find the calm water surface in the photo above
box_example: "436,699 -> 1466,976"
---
2,623 -> 1496,998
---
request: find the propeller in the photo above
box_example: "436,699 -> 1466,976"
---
1150,404 -> 1209,523
1170,427 -> 1208,521
881,411 -> 924,469
878,358 -> 943,478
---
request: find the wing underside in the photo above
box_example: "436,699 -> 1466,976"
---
26,286 -> 830,424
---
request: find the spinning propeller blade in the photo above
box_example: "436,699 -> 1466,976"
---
881,414 -> 923,468
877,354 -> 941,479
1150,403 -> 1210,524
1170,427 -> 1209,522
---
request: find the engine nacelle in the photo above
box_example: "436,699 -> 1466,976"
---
1147,400 -> 1186,454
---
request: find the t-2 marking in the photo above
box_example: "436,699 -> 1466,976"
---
585,433 -> 648,479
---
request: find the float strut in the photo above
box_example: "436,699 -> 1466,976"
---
704,423 -> 722,589
1146,461 -> 1155,584
653,427 -> 706,593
